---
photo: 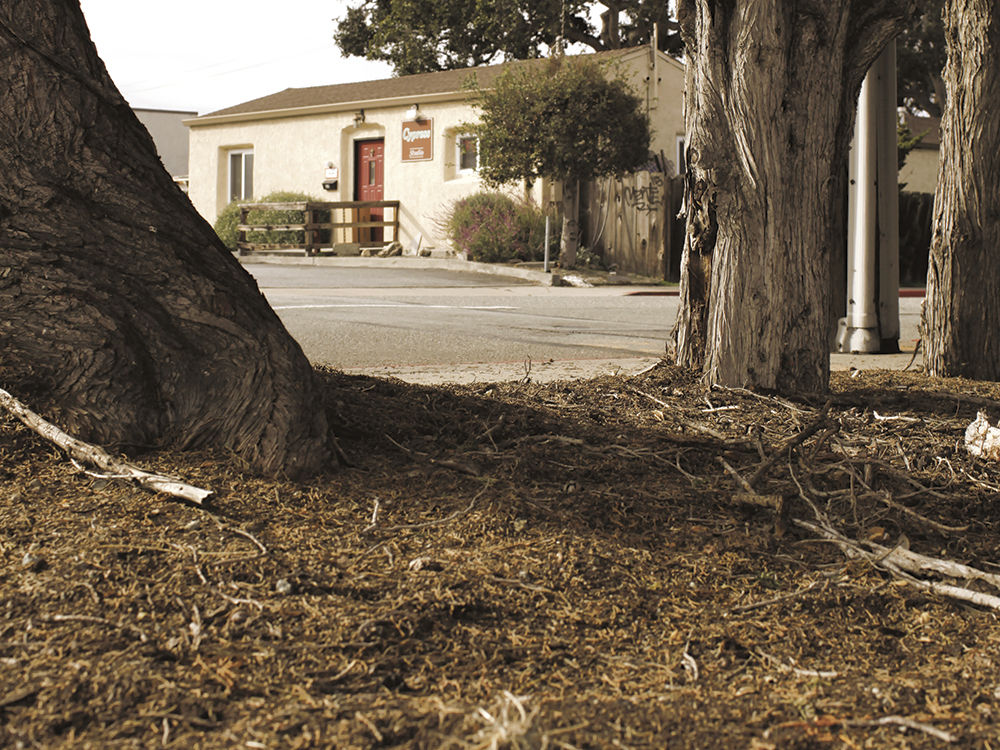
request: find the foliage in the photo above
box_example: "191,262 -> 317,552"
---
469,57 -> 651,188
337,0 -> 943,118
444,191 -> 555,263
334,0 -> 681,75
897,121 -> 925,171
214,191 -> 327,251
897,0 -> 946,116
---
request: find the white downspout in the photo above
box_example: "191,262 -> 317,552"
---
842,56 -> 881,353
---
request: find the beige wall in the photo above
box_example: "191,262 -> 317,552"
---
187,49 -> 686,251
899,146 -> 939,195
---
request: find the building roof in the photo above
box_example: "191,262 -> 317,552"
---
193,47 -> 672,124
901,112 -> 941,148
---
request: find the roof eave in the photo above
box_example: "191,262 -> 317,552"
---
185,90 -> 470,128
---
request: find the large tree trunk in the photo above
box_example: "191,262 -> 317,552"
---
0,1 -> 329,476
922,0 -> 1000,380
672,0 -> 913,393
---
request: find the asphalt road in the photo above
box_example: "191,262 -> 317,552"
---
247,264 -> 675,370
245,263 -> 925,379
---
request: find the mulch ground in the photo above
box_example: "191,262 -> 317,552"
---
3,363 -> 1000,749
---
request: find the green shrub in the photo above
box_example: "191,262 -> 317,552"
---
214,191 -> 328,251
444,192 -> 556,263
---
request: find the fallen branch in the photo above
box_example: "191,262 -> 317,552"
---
729,581 -> 822,615
0,387 -> 212,505
40,613 -> 149,642
794,518 -> 1000,611
843,715 -> 957,743
772,714 -> 957,743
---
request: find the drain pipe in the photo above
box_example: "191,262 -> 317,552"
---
841,54 -> 881,353
543,214 -> 551,273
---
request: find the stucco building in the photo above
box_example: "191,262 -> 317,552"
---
898,112 -> 941,195
185,46 -> 686,253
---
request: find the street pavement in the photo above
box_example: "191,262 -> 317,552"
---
243,257 -> 923,382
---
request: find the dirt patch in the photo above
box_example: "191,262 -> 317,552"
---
3,364 -> 1000,748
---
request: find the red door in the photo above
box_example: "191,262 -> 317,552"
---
354,139 -> 384,244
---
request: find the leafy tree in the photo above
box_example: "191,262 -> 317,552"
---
338,0 -> 946,121
468,57 -> 650,268
672,0 -> 915,393
334,0 -> 681,75
897,0 -> 947,115
0,0 -> 329,476
921,0 -> 1000,380
897,121 -> 925,170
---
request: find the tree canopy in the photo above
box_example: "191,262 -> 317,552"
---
897,0 -> 946,115
337,0 -> 944,117
334,0 -> 681,75
469,57 -> 651,188
467,56 -> 650,268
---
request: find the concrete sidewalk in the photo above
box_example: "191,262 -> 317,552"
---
831,349 -> 920,372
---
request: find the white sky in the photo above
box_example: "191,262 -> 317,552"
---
78,0 -> 395,114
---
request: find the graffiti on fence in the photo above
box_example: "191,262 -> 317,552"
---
622,173 -> 665,212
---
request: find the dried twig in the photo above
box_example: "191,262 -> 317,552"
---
0,387 -> 212,504
711,384 -> 809,414
632,388 -> 755,447
386,433 -> 481,476
748,401 -> 831,489
874,491 -> 968,534
717,456 -> 754,493
40,613 -> 149,642
794,519 -> 1000,611
844,714 -> 957,743
729,581 -> 823,615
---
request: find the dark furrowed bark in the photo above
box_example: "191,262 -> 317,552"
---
672,0 -> 914,393
0,1 -> 329,476
922,0 -> 1000,380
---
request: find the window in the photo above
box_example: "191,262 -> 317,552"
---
228,148 -> 254,201
675,136 -> 686,176
457,135 -> 479,173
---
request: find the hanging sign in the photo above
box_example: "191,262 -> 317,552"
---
401,119 -> 433,162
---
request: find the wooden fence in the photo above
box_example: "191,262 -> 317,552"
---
581,172 -> 685,281
237,200 -> 400,256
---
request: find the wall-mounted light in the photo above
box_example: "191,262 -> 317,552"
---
405,103 -> 421,121
353,110 -> 365,127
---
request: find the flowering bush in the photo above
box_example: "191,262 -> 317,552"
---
444,192 -> 554,263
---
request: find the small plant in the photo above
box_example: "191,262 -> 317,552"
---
574,246 -> 605,270
444,192 -> 556,263
214,191 -> 328,251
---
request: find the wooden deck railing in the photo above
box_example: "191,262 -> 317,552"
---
236,200 -> 401,256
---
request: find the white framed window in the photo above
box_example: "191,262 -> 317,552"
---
675,136 -> 686,176
457,134 -> 479,173
228,148 -> 254,201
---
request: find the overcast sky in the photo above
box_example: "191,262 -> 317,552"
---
78,0 -> 395,114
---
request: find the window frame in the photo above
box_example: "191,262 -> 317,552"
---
456,134 -> 479,174
227,148 -> 254,202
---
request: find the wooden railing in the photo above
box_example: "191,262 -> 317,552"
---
236,200 -> 400,256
